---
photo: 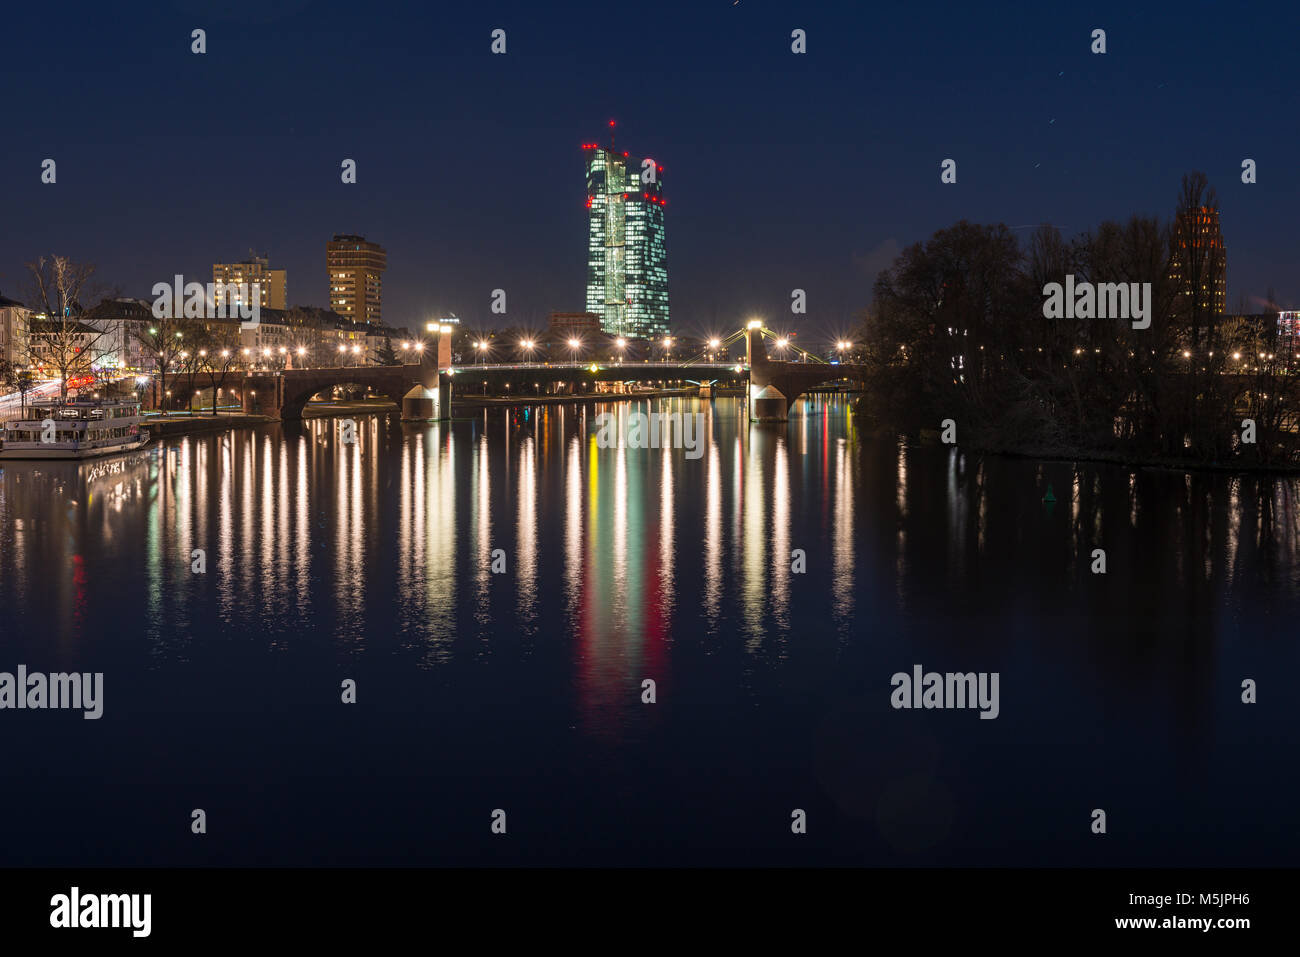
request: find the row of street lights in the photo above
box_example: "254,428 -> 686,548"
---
461,334 -> 860,364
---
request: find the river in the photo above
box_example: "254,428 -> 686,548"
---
1,395 -> 1296,865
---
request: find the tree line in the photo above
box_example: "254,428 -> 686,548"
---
856,173 -> 1295,467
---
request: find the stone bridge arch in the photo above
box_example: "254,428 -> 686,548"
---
280,376 -> 412,420
239,365 -> 427,420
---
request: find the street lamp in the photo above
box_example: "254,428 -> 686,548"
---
521,339 -> 535,364
475,340 -> 488,363
568,337 -> 581,361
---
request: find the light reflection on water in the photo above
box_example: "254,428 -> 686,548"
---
4,397 -> 1299,660
2,395 -> 1300,864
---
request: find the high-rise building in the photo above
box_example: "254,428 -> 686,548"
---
212,253 -> 287,311
327,234 -> 387,325
0,294 -> 31,368
583,138 -> 668,339
1169,205 -> 1227,317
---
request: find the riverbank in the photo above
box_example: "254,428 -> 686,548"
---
144,413 -> 275,438
888,426 -> 1300,475
137,390 -> 745,439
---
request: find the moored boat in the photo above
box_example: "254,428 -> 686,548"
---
0,398 -> 151,460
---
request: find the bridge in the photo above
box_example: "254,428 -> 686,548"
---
741,322 -> 868,421
228,323 -> 867,423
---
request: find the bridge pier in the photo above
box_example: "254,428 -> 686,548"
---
242,375 -> 284,419
745,325 -> 798,422
403,325 -> 454,420
401,371 -> 452,421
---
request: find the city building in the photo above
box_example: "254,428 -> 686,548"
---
212,253 -> 287,311
1169,205 -> 1227,318
583,138 -> 669,339
25,318 -> 106,370
0,294 -> 31,368
327,234 -> 387,325
547,311 -> 602,340
81,298 -> 153,370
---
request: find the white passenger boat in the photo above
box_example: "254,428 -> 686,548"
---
0,398 -> 151,460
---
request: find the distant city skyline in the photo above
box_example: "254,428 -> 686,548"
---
2,3 -> 1296,337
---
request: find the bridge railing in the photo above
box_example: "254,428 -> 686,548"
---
451,361 -> 746,372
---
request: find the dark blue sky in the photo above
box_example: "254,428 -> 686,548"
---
3,0 -> 1296,340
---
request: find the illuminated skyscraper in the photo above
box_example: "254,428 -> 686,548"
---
1169,205 -> 1227,317
327,234 -> 387,325
212,253 -> 287,311
583,133 -> 668,338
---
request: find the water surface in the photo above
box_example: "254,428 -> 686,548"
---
1,396 -> 1296,865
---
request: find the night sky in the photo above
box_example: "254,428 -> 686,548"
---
3,0 -> 1296,340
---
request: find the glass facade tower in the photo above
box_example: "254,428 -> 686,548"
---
583,144 -> 669,339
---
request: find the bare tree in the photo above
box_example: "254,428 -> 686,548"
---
23,256 -> 118,400
133,315 -> 198,414
199,330 -> 244,415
